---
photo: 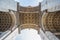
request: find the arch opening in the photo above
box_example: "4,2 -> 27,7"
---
16,28 -> 42,40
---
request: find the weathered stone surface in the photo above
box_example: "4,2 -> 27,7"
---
0,0 -> 17,12
0,11 -> 16,32
42,12 -> 60,32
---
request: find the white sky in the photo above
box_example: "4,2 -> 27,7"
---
15,0 -> 43,6
15,29 -> 42,40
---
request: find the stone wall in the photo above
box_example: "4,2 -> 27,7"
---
0,0 -> 17,12
41,0 -> 60,12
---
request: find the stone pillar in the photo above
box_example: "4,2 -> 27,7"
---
39,2 -> 41,24
17,2 -> 20,11
37,2 -> 41,34
39,2 -> 41,17
17,2 -> 21,34
38,28 -> 40,34
18,25 -> 21,34
39,2 -> 41,28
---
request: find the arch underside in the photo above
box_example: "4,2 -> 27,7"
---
0,11 -> 16,32
42,12 -> 60,33
19,6 -> 40,32
19,13 -> 40,31
20,24 -> 40,31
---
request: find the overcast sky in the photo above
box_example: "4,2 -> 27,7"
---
15,0 -> 43,6
15,29 -> 42,40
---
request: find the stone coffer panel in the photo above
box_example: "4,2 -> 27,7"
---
19,13 -> 39,25
19,13 -> 40,30
0,11 -> 16,32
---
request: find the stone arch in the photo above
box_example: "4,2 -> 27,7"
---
0,11 -> 16,32
18,6 -> 40,34
42,12 -> 60,32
